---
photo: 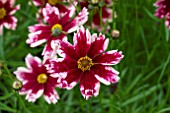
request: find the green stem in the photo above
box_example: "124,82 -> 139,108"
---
89,9 -> 94,28
0,31 -> 5,60
16,92 -> 30,113
99,6 -> 103,30
112,1 -> 115,29
3,63 -> 15,79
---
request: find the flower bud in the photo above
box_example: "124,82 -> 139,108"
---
111,29 -> 120,38
13,80 -> 22,91
91,0 -> 99,4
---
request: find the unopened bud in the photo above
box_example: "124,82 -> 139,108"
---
91,0 -> 99,4
111,29 -> 120,38
13,80 -> 22,91
88,4 -> 94,10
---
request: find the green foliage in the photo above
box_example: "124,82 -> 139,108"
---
0,0 -> 170,113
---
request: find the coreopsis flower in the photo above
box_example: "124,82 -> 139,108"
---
154,0 -> 170,29
32,0 -> 68,13
48,26 -> 123,99
80,0 -> 112,30
14,54 -> 59,104
32,0 -> 70,23
26,4 -> 88,59
0,0 -> 20,34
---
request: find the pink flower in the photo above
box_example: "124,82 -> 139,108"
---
48,26 -> 123,99
80,0 -> 112,30
14,54 -> 60,104
32,0 -> 68,13
154,0 -> 170,29
26,4 -> 88,59
0,0 -> 20,35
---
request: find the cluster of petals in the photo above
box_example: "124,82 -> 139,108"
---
79,0 -> 112,30
14,54 -> 60,104
32,0 -> 69,13
48,26 -> 123,100
26,3 -> 88,59
13,0 -> 124,103
154,0 -> 170,29
0,0 -> 20,35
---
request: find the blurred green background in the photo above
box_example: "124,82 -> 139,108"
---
0,0 -> 170,113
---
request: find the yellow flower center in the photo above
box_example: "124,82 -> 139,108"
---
51,24 -> 62,31
51,24 -> 63,36
0,8 -> 6,19
77,56 -> 94,72
48,0 -> 59,5
37,73 -> 48,84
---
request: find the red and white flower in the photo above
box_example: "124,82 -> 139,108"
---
14,54 -> 60,104
32,0 -> 68,13
48,26 -> 123,100
154,0 -> 170,29
0,0 -> 20,34
26,3 -> 88,59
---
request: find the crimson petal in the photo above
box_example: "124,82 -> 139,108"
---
59,69 -> 82,89
88,33 -> 109,58
73,26 -> 91,57
93,65 -> 120,85
93,50 -> 123,65
80,71 -> 100,100
59,40 -> 79,60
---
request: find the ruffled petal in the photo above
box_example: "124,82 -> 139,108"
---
63,8 -> 88,33
93,65 -> 120,85
9,4 -> 20,15
25,88 -> 44,102
73,26 -> 91,57
93,50 -> 123,65
42,4 -> 60,25
48,58 -> 77,75
44,89 -> 59,104
56,4 -> 69,13
88,33 -> 109,58
25,54 -> 42,70
18,79 -> 44,102
42,39 -> 57,60
14,67 -> 34,82
32,0 -> 42,6
80,71 -> 100,100
59,68 -> 82,89
59,3 -> 76,25
59,40 -> 79,60
4,16 -> 17,30
27,24 -> 51,47
43,76 -> 59,104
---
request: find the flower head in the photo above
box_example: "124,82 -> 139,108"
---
32,0 -> 70,23
26,4 -> 88,60
48,26 -> 123,99
14,54 -> 60,104
0,0 -> 20,34
154,0 -> 170,29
